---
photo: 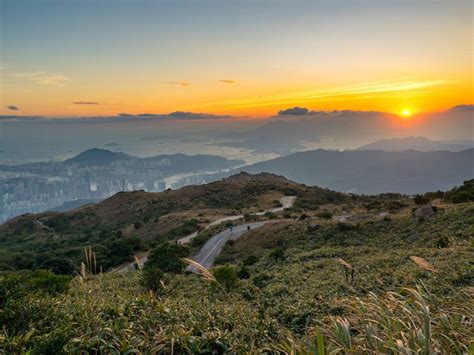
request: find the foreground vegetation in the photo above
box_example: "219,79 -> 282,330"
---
1,194 -> 472,353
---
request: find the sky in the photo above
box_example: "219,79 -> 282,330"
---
0,0 -> 472,118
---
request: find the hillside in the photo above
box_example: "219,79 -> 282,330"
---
238,148 -> 474,194
0,173 -> 350,272
1,180 -> 472,353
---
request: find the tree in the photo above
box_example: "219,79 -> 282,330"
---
144,242 -> 190,273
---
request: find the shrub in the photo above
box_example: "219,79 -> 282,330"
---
436,236 -> 451,248
244,213 -> 257,222
212,265 -> 239,291
317,211 -> 333,220
0,270 -> 71,307
141,267 -> 165,292
336,222 -> 357,232
133,222 -> 142,229
242,255 -> 259,266
37,257 -> 76,275
269,247 -> 285,260
265,211 -> 277,219
413,194 -> 430,205
144,242 -> 190,273
444,179 -> 474,203
237,266 -> 251,279
252,272 -> 272,288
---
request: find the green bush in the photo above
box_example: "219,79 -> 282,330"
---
269,247 -> 285,260
242,255 -> 259,266
413,194 -> 430,205
141,267 -> 165,292
212,265 -> 239,291
37,257 -> 76,275
144,242 -> 190,273
237,266 -> 251,279
444,179 -> 474,203
0,270 -> 71,307
317,211 -> 333,220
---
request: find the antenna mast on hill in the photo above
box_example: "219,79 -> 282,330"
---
122,179 -> 126,192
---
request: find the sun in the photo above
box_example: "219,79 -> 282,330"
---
401,108 -> 412,118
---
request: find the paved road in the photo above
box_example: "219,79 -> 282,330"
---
177,195 -> 296,244
191,221 -> 270,269
114,196 -> 296,272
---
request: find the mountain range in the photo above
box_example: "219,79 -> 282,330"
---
234,148 -> 474,194
355,137 -> 474,152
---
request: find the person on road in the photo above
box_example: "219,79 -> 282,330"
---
230,225 -> 233,233
247,225 -> 251,231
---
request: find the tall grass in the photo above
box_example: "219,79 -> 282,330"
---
275,284 -> 472,354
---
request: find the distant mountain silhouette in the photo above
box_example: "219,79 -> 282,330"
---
65,148 -> 132,166
238,148 -> 474,194
64,148 -> 244,170
356,137 -> 473,152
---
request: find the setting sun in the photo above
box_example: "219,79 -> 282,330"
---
401,108 -> 412,118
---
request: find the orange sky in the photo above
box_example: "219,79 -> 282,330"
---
1,0 -> 472,118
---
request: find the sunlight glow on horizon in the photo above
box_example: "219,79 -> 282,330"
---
0,0 -> 472,117
401,108 -> 412,118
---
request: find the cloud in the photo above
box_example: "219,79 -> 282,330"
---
0,115 -> 19,120
219,79 -> 236,84
16,71 -> 68,86
278,107 -> 309,116
451,104 -> 474,112
167,81 -> 190,86
73,101 -> 100,105
116,111 -> 231,120
0,115 -> 43,121
7,105 -> 19,111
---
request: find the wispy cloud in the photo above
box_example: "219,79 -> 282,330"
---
16,71 -> 68,87
72,101 -> 100,105
7,105 -> 19,111
200,78 -> 448,111
167,81 -> 190,86
219,79 -> 236,84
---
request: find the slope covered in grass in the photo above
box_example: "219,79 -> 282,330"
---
1,200 -> 472,353
1,173 -> 351,272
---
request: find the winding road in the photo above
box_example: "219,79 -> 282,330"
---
191,221 -> 270,268
114,196 -> 296,272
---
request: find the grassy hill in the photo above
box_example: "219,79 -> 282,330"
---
0,176 -> 472,353
0,173 -> 350,272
